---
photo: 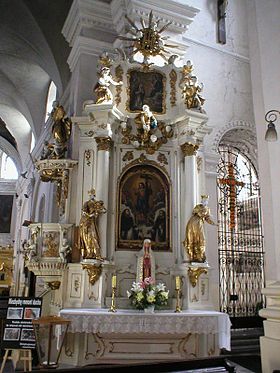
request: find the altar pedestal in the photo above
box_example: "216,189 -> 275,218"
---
59,309 -> 231,366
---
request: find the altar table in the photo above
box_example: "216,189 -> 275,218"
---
59,309 -> 231,365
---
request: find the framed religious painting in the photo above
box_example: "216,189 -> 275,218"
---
116,164 -> 171,251
0,195 -> 14,233
127,69 -> 166,114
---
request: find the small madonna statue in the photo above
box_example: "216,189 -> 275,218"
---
135,105 -> 158,145
136,239 -> 156,282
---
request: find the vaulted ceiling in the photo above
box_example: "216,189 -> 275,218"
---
0,0 -> 73,171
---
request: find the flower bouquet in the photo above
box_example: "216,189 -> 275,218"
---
127,277 -> 169,310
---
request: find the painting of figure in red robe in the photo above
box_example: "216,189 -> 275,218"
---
117,164 -> 171,251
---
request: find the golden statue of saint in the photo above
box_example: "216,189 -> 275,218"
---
79,189 -> 107,260
94,67 -> 122,104
183,195 -> 216,263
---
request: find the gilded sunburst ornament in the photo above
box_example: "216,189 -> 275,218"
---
118,11 -> 176,64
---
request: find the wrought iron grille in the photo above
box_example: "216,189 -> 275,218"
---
217,146 -> 264,318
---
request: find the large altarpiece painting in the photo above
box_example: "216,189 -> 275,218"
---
117,164 -> 171,251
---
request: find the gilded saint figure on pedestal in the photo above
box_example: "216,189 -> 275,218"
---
79,189 -> 107,260
94,67 -> 123,104
183,195 -> 216,263
40,102 -> 72,160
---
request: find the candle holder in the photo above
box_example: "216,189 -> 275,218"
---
175,276 -> 182,313
109,275 -> 117,312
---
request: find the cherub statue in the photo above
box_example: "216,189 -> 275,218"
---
25,238 -> 37,262
135,105 -> 158,145
59,238 -> 71,263
94,67 -> 123,104
183,195 -> 216,263
79,189 -> 107,260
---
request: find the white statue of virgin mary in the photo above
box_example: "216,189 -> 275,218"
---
136,239 -> 156,282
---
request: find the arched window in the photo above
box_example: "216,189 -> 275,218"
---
45,81 -> 57,122
30,132 -> 35,153
0,150 -> 18,179
217,145 -> 264,322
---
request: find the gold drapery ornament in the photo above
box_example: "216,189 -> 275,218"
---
181,142 -> 199,157
169,69 -> 177,106
82,264 -> 102,286
188,267 -> 208,287
115,65 -> 124,106
95,137 -> 113,151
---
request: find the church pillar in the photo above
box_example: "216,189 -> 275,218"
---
180,142 -> 199,263
204,152 -> 220,310
95,137 -> 113,259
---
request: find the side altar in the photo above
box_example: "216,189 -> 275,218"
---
27,9 -> 228,366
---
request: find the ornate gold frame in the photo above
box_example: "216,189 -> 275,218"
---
116,155 -> 171,251
126,68 -> 166,114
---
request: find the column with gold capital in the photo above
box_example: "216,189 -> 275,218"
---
95,136 -> 113,259
180,142 -> 199,262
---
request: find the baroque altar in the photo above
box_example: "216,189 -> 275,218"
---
28,8 -> 227,366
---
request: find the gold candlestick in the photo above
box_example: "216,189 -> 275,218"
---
175,276 -> 182,313
109,275 -> 117,312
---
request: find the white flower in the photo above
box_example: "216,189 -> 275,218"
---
147,290 -> 155,297
156,283 -> 166,292
131,282 -> 143,292
127,290 -> 131,298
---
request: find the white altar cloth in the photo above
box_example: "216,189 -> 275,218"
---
60,309 -> 231,351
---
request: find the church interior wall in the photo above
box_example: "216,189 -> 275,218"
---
1,1 -> 280,368
247,0 -> 280,281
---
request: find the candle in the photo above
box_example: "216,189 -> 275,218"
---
175,276 -> 181,290
112,275 -> 117,288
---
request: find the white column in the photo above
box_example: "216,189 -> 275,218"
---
180,142 -> 199,263
95,137 -> 112,259
259,281 -> 280,373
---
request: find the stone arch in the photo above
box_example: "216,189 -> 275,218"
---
211,120 -> 258,171
0,137 -> 22,173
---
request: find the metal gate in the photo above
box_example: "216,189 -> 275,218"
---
217,146 -> 264,323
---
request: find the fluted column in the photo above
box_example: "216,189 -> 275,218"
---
180,142 -> 199,262
95,137 -> 113,259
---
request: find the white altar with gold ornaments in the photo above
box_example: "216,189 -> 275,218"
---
59,309 -> 231,365
25,3 -> 231,367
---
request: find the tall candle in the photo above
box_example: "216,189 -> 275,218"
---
175,276 -> 181,290
112,275 -> 117,288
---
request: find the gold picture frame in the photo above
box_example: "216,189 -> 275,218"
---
116,163 -> 171,251
126,69 -> 166,114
